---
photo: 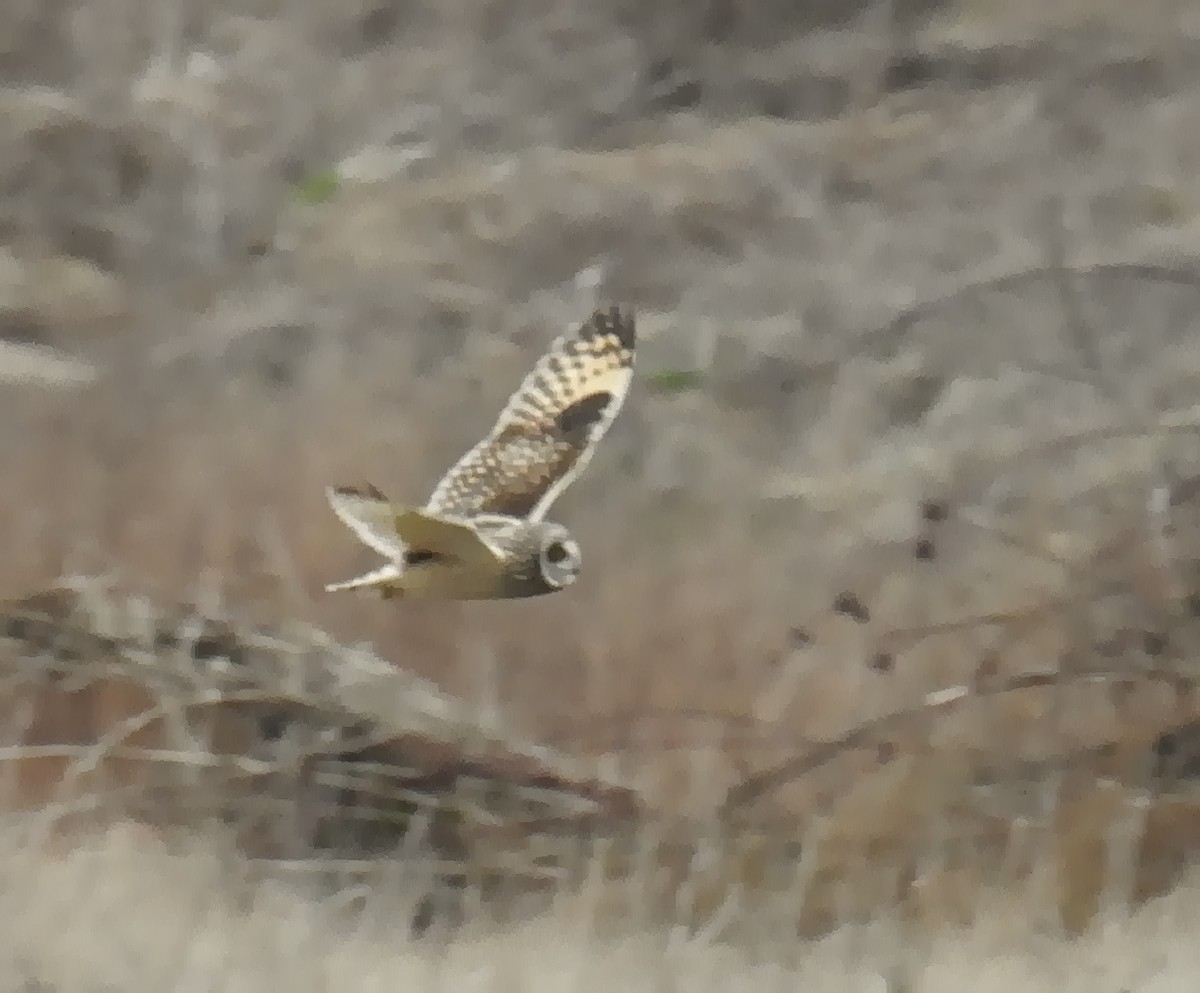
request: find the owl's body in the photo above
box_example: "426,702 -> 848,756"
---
323,306 -> 635,600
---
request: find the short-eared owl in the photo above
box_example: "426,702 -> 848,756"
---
324,306 -> 636,600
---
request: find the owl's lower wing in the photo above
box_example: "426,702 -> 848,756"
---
393,508 -> 505,565
424,306 -> 635,522
326,486 -> 503,565
326,485 -> 407,557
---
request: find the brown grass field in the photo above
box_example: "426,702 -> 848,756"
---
7,0 -> 1200,987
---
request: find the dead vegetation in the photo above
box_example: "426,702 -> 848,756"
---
6,0 -> 1200,986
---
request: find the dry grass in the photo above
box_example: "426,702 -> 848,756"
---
7,822 -> 1200,992
6,0 -> 1200,986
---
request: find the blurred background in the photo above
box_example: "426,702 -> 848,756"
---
6,0 -> 1200,987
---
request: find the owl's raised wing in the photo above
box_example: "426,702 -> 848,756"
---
423,306 -> 635,522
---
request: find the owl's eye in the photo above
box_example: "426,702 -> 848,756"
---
545,541 -> 569,564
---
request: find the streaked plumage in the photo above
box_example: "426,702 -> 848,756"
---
324,306 -> 635,600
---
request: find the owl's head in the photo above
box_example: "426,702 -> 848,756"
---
537,522 -> 582,589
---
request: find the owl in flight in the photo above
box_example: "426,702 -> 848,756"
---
324,306 -> 636,600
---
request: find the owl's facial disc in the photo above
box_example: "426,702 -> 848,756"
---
538,525 -> 581,588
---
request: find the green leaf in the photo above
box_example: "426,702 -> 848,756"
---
294,169 -> 340,205
646,368 -> 705,395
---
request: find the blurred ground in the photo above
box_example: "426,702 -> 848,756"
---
5,0 -> 1200,986
7,823 -> 1200,993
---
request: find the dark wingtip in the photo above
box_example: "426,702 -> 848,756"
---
333,481 -> 389,501
588,305 -> 636,351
